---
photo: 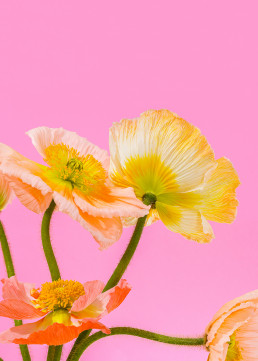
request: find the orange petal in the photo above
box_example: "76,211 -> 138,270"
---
71,280 -> 105,313
156,201 -> 214,243
198,157 -> 240,223
101,279 -> 132,314
73,184 -> 150,219
53,192 -> 123,249
0,299 -> 45,319
0,319 -> 110,345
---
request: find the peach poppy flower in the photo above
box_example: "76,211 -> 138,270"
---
0,128 -> 149,249
109,109 -> 240,243
206,290 -> 258,361
0,172 -> 14,211
0,276 -> 131,345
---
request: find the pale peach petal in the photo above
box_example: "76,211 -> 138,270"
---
7,176 -> 52,213
156,202 -> 214,243
71,280 -> 105,313
27,127 -> 110,169
198,157 -> 240,223
109,110 -> 217,193
0,318 -> 110,345
53,192 -> 123,249
0,144 -> 52,213
0,172 -> 14,211
73,185 -> 149,219
236,310 -> 258,360
0,299 -> 45,319
206,290 -> 258,337
1,277 -> 34,303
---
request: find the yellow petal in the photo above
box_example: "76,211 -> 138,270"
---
198,157 -> 240,223
156,201 -> 214,243
109,110 -> 217,195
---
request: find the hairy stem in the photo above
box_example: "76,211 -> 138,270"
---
0,220 -> 31,361
41,200 -> 62,361
67,327 -> 205,361
41,200 -> 61,281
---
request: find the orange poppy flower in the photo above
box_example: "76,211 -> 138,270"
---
0,276 -> 131,345
0,127 -> 149,249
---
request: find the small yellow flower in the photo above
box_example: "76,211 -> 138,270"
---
109,110 -> 240,243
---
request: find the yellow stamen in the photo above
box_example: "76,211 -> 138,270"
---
226,333 -> 243,361
43,143 -> 106,195
32,279 -> 85,312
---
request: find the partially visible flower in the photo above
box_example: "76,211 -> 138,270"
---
206,290 -> 258,361
0,128 -> 149,249
0,172 -> 14,211
0,276 -> 131,345
109,109 -> 240,243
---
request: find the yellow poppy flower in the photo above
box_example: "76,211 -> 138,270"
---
109,110 -> 240,243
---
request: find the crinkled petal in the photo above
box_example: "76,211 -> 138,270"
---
156,201 -> 214,243
109,110 -> 217,193
206,290 -> 258,340
27,127 -> 110,169
73,185 -> 149,219
0,144 -> 52,213
236,310 -> 258,360
122,208 -> 160,228
71,280 -> 105,313
53,192 -> 123,249
0,299 -> 45,319
0,318 -> 110,345
0,172 -> 14,211
197,157 -> 240,223
1,277 -> 34,303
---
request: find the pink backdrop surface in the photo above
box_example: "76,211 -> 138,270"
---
0,1 -> 257,360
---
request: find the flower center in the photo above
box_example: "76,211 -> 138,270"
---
31,279 -> 85,312
226,333 -> 243,361
43,143 -> 106,194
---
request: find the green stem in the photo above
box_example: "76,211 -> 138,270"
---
67,327 -> 205,361
68,214 -> 148,357
103,215 -> 147,292
41,200 -> 61,281
0,220 -> 31,361
47,346 -> 63,361
41,200 -> 62,361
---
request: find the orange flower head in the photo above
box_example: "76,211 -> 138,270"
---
0,276 -> 131,345
0,127 -> 149,249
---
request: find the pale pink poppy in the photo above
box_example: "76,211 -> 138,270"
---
0,127 -> 149,249
0,276 -> 131,345
206,290 -> 258,360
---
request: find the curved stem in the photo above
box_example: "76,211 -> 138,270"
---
103,215 -> 147,292
0,220 -> 31,361
67,327 -> 205,361
41,200 -> 61,281
41,200 -> 62,361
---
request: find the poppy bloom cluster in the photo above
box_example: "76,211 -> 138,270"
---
0,110 -> 248,358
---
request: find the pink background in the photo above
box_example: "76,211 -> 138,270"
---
0,1 -> 257,360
